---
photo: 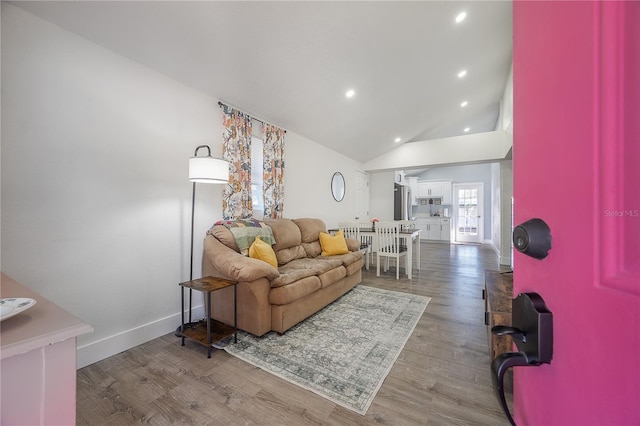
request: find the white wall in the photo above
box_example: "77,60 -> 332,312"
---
491,163 -> 502,253
498,64 -> 514,133
363,130 -> 511,172
499,160 -> 513,265
282,132 -> 364,229
368,171 -> 395,221
1,4 -> 363,367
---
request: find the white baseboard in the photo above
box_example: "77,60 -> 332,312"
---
486,241 -> 511,266
76,304 -> 205,369
499,255 -> 511,266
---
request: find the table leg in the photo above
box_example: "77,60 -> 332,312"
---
206,291 -> 212,358
180,286 -> 185,346
233,284 -> 238,343
407,241 -> 412,279
416,235 -> 421,271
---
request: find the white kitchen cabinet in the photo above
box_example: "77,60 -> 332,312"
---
428,221 -> 442,240
415,218 -> 441,240
417,182 -> 428,197
418,181 -> 441,197
414,219 -> 428,240
440,218 -> 451,241
416,217 -> 451,241
417,180 -> 452,202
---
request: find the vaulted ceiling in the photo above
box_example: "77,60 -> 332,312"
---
12,1 -> 513,163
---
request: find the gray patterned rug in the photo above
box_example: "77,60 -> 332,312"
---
224,285 -> 430,415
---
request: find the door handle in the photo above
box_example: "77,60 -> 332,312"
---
491,352 -> 529,425
491,292 -> 553,426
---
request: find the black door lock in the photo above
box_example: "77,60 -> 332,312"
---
513,218 -> 552,259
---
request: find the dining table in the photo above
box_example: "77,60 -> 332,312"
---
330,226 -> 422,279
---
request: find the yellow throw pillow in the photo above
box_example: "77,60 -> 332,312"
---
319,230 -> 349,256
249,236 -> 278,268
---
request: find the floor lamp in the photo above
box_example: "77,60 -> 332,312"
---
183,145 -> 229,329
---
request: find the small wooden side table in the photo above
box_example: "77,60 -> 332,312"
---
483,270 -> 514,392
178,276 -> 237,358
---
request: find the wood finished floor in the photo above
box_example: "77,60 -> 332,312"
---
77,242 -> 512,425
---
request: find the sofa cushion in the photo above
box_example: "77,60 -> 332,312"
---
293,218 -> 327,243
317,250 -> 363,268
269,276 -> 321,305
319,230 -> 349,256
345,238 -> 360,252
249,236 -> 278,268
344,259 -> 363,276
318,265 -> 347,288
274,245 -> 307,266
264,218 -> 301,251
302,241 -> 322,258
271,257 -> 343,288
264,218 -> 307,265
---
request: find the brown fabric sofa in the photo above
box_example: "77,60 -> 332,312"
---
202,218 -> 363,336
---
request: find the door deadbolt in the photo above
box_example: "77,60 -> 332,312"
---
513,218 -> 552,259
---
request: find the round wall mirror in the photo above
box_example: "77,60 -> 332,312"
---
331,172 -> 345,202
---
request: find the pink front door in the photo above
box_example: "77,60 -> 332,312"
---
513,1 -> 639,425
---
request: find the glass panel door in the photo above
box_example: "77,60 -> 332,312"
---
454,183 -> 483,243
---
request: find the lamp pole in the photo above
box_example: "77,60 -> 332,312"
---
180,145 -> 229,331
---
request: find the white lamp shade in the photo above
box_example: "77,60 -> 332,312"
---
189,156 -> 229,184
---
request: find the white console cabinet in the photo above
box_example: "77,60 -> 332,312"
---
1,273 -> 93,425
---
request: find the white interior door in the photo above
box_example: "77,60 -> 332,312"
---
453,182 -> 483,243
353,170 -> 369,221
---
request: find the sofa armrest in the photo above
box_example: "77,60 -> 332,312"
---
203,235 -> 280,282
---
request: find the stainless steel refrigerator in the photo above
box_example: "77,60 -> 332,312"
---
394,183 -> 412,220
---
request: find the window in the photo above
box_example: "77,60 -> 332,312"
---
251,135 -> 264,219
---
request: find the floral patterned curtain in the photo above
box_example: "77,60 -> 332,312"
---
262,124 -> 286,218
221,105 -> 253,219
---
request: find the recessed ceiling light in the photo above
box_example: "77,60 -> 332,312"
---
461,101 -> 468,107
464,127 -> 470,132
346,89 -> 355,98
458,70 -> 467,78
455,12 -> 467,23
394,137 -> 402,143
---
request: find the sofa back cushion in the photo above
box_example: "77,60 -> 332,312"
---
264,218 -> 307,265
293,218 -> 326,257
294,218 -> 326,242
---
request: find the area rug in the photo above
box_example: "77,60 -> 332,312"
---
224,285 -> 430,415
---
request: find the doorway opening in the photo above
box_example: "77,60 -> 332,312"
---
453,182 -> 484,244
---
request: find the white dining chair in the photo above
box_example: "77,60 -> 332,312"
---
357,222 -> 375,266
375,222 -> 408,279
339,222 -> 371,270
